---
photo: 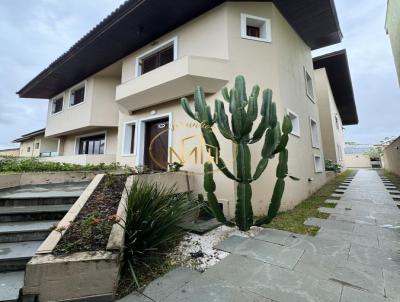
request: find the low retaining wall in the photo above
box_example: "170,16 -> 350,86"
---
0,172 -> 97,190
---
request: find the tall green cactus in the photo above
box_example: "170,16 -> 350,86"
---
181,75 -> 295,231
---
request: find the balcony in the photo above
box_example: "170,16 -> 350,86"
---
115,56 -> 232,111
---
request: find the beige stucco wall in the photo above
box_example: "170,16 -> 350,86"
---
344,154 -> 372,168
314,68 -> 346,168
116,2 -> 328,216
386,0 -> 400,85
383,136 -> 400,176
0,148 -> 20,157
45,76 -> 120,137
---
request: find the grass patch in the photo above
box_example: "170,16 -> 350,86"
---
266,169 -> 354,236
383,170 -> 400,189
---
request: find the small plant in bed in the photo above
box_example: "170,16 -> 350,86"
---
53,174 -> 127,255
118,180 -> 199,294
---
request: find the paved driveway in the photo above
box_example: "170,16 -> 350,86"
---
122,170 -> 400,302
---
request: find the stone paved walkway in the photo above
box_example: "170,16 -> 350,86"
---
122,170 -> 400,302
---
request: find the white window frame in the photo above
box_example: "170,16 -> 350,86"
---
286,109 -> 301,137
304,67 -> 315,102
313,154 -> 324,173
73,130 -> 107,155
309,117 -> 320,149
121,120 -> 138,156
136,112 -> 173,166
240,13 -> 272,43
68,81 -> 87,108
135,36 -> 178,78
334,114 -> 340,131
50,93 -> 65,116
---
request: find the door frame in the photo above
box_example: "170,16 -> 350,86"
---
136,112 -> 172,167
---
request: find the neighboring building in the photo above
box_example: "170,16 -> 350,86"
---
386,0 -> 400,85
13,129 -> 58,158
382,136 -> 400,176
344,154 -> 372,169
0,148 -> 20,157
18,1 -> 346,216
313,50 -> 358,170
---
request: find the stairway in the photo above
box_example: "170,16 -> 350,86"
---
0,182 -> 88,302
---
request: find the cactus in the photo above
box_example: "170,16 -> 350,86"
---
181,75 -> 295,231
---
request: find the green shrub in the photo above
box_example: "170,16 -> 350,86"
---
122,180 -> 199,287
0,158 -> 121,173
325,159 -> 341,173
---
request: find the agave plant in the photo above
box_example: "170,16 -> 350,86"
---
181,75 -> 296,231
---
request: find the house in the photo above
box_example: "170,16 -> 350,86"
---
12,129 -> 58,158
18,0 -> 349,216
382,136 -> 400,175
0,148 -> 20,157
313,49 -> 358,170
386,0 -> 400,85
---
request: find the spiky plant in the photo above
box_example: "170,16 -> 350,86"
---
181,75 -> 296,231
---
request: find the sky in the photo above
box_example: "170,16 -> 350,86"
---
0,0 -> 399,149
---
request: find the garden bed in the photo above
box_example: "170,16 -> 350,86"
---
53,174 -> 127,255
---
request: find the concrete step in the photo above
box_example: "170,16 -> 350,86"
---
0,241 -> 41,272
0,205 -> 70,222
0,271 -> 24,302
0,196 -> 77,207
0,221 -> 57,243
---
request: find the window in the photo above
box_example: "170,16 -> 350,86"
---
77,134 -> 105,155
136,38 -> 177,76
70,84 -> 85,106
304,68 -> 314,101
287,109 -> 300,137
27,147 -> 31,153
122,121 -> 137,155
310,118 -> 320,149
337,144 -> 343,161
313,155 -> 324,173
241,14 -> 271,43
35,142 -> 40,149
51,96 -> 63,114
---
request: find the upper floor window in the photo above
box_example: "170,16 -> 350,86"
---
310,118 -> 320,149
77,133 -> 105,155
287,109 -> 300,137
240,14 -> 272,43
27,147 -> 31,153
335,114 -> 340,131
304,68 -> 315,102
35,142 -> 40,149
70,84 -> 85,106
136,37 -> 177,77
51,96 -> 63,114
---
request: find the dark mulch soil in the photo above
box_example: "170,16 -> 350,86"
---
53,174 -> 128,256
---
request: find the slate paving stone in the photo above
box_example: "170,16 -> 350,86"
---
340,286 -> 393,302
348,243 -> 400,272
243,261 -> 343,302
213,235 -> 247,252
0,271 -> 24,302
254,228 -> 292,245
224,237 -> 305,269
284,235 -> 350,258
316,228 -> 379,249
178,219 -> 221,234
163,275 -> 272,302
331,260 -> 384,296
118,292 -> 153,302
142,267 -> 200,301
293,251 -> 340,280
328,214 -> 377,225
383,268 -> 400,300
304,217 -> 355,232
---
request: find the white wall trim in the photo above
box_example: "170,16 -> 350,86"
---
121,120 -> 138,156
286,108 -> 301,137
313,154 -> 324,173
134,36 -> 178,78
136,112 -> 173,166
240,13 -> 272,43
304,67 -> 315,103
68,80 -> 87,108
73,130 -> 107,155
